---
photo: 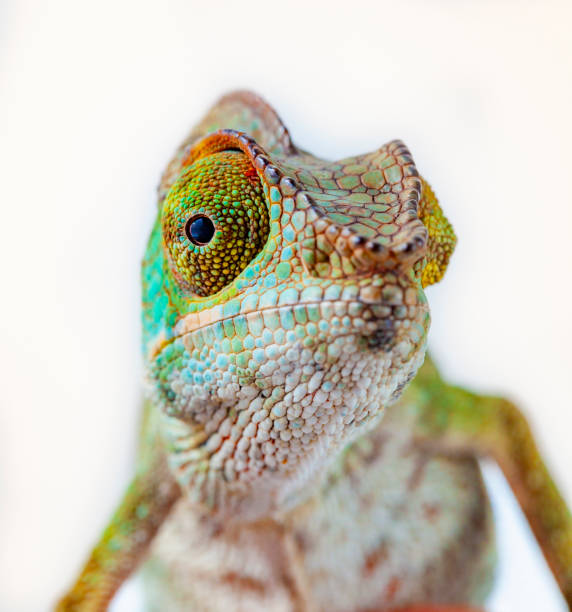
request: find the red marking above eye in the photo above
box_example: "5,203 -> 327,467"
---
243,165 -> 259,183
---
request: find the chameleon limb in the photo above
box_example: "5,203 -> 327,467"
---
408,357 -> 572,609
55,454 -> 180,611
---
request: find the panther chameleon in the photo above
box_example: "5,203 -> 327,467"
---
57,91 -> 572,612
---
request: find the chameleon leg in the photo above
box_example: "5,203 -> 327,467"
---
408,357 -> 572,609
55,458 -> 180,611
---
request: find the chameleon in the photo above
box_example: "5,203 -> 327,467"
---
57,91 -> 572,612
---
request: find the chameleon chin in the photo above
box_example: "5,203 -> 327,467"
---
57,91 -> 572,612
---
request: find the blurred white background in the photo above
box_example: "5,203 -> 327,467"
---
1,1 -> 571,610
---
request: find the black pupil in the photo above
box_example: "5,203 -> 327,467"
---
186,216 -> 215,245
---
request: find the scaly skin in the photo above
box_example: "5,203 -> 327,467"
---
56,91 -> 572,611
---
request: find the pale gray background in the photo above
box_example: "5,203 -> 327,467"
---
1,1 -> 571,610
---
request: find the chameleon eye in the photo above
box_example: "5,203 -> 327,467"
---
162,151 -> 269,297
185,215 -> 215,246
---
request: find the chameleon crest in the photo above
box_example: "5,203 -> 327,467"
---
142,91 -> 456,521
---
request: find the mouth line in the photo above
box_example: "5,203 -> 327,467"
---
148,298 -> 421,361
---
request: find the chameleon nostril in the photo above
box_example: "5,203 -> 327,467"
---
366,240 -> 383,253
350,235 -> 366,247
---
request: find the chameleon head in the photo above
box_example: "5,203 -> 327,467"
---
142,99 -> 455,521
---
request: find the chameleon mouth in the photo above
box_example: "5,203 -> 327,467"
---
148,296 -> 428,366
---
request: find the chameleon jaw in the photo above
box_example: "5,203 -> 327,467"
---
148,290 -> 430,522
155,332 -> 429,523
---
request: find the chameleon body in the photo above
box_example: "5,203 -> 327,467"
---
58,92 -> 572,611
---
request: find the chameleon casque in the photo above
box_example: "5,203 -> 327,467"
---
58,91 -> 572,612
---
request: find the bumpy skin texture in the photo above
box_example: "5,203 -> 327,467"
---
57,92 -> 572,612
162,152 -> 269,297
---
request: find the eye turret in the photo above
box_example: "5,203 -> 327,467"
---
162,151 -> 269,297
